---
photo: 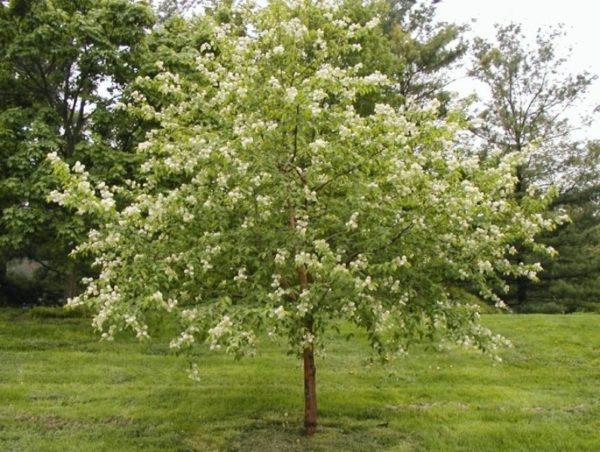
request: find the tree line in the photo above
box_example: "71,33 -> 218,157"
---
1,0 -> 598,313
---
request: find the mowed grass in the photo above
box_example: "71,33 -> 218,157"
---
0,308 -> 598,451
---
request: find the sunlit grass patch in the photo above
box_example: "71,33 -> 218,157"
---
1,309 -> 598,451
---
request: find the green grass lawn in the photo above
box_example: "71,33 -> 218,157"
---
0,308 -> 598,451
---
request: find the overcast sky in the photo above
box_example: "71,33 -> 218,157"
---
434,0 -> 600,138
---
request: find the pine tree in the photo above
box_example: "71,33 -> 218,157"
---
469,23 -> 599,310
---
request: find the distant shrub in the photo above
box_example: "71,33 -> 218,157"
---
1,263 -> 63,307
572,302 -> 600,313
27,306 -> 88,319
516,302 -> 567,314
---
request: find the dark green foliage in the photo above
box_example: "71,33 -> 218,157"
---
522,142 -> 600,312
0,0 -> 155,302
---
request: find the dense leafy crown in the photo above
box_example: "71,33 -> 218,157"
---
49,0 -> 559,368
0,0 -> 155,293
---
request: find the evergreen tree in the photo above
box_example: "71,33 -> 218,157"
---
469,23 -> 599,310
525,141 -> 600,312
383,0 -> 467,111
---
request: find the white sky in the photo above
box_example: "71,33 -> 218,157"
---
434,0 -> 600,139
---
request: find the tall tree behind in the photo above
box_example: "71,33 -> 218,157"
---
384,0 -> 468,111
525,140 -> 600,312
0,0 -> 154,302
469,23 -> 599,310
151,0 -> 204,22
340,0 -> 468,117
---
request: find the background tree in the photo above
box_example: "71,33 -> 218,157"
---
50,0 -> 555,435
0,0 -> 154,302
382,0 -> 467,111
469,23 -> 599,310
524,140 -> 600,312
323,0 -> 468,117
151,0 -> 204,22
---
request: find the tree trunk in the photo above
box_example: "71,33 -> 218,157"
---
516,277 -> 528,305
63,269 -> 78,301
303,343 -> 317,436
288,203 -> 317,435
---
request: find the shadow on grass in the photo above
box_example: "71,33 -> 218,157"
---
225,417 -> 417,452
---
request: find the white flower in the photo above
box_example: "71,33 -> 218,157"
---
100,198 -> 115,210
303,186 -> 317,201
166,298 -> 178,312
526,184 -> 538,196
181,308 -> 198,322
394,255 -> 408,267
365,17 -> 380,29
271,273 -> 282,289
77,180 -> 91,192
72,161 -> 86,173
313,239 -> 330,254
274,249 -> 288,265
295,217 -> 308,236
241,136 -> 253,148
273,305 -> 286,320
208,315 -> 233,339
314,36 -> 327,51
363,71 -> 388,85
303,331 -> 314,344
286,87 -> 298,102
228,187 -> 244,202
283,17 -> 308,40
424,98 -> 441,112
495,299 -> 508,309
256,194 -> 272,206
187,363 -> 201,382
234,267 -> 248,282
268,76 -> 281,88
272,45 -> 285,55
477,260 -> 493,274
345,212 -> 359,230
48,190 -> 66,206
294,251 -> 311,266
310,139 -> 328,150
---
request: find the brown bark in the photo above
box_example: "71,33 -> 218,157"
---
298,253 -> 317,435
288,203 -> 318,435
303,342 -> 317,435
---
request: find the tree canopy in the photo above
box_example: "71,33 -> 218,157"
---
48,0 -> 558,433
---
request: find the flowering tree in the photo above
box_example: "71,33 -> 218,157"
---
49,0 -> 558,435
